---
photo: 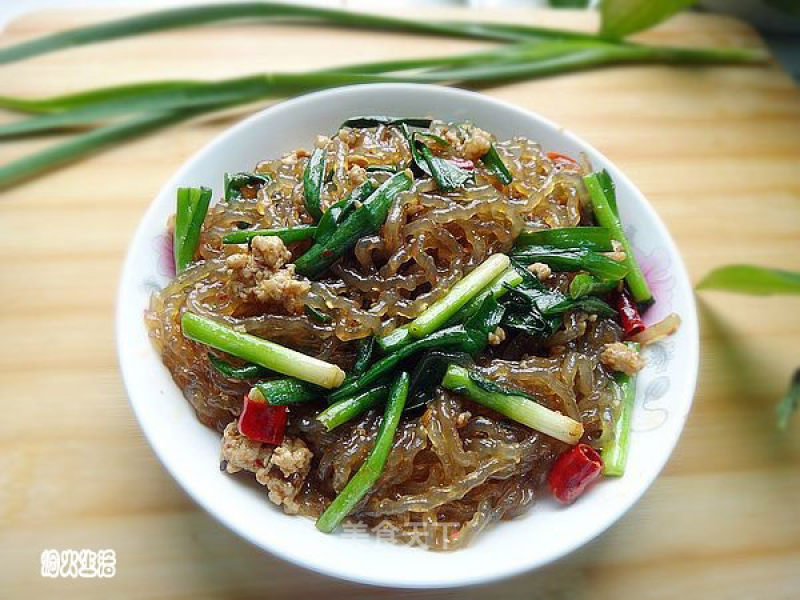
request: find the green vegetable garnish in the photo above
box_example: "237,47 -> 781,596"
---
222,225 -> 317,245
441,364 -> 583,444
303,147 -> 327,222
316,371 -> 409,532
174,186 -> 211,273
181,312 -> 345,388
480,144 -> 512,185
583,170 -> 652,304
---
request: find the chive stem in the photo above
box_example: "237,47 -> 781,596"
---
441,364 -> 583,444
222,225 -> 317,245
601,343 -> 640,476
408,254 -> 510,339
181,312 -> 345,388
584,170 -> 653,305
317,384 -> 390,431
316,372 -> 408,532
174,186 -> 212,272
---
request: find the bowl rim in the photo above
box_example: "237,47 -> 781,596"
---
116,82 -> 699,589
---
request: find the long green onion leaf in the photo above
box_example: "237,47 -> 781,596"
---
181,312 -> 345,388
0,109 -> 192,189
441,364 -> 583,444
174,186 -> 212,272
0,3 -> 617,67
222,225 -> 317,245
316,371 -> 408,532
584,170 -> 652,305
696,264 -> 800,296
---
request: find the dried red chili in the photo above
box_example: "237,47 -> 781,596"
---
548,443 -> 604,504
237,393 -> 287,445
615,290 -> 646,337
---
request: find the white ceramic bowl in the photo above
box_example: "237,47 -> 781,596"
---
116,84 -> 699,588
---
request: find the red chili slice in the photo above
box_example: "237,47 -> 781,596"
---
548,443 -> 604,505
615,290 -> 646,337
546,152 -> 578,167
238,393 -> 287,445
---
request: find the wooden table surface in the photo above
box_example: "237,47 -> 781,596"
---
1,6 -> 799,599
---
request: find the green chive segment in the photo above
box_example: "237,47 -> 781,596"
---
174,186 -> 212,272
515,227 -> 613,251
441,364 -> 584,444
481,144 -> 512,185
317,384 -> 390,431
181,312 -> 345,388
316,371 -> 409,533
601,342 -> 640,476
251,378 -> 319,406
583,170 -> 653,305
222,225 -> 317,245
408,254 -> 510,339
303,147 -> 327,222
294,171 -> 412,278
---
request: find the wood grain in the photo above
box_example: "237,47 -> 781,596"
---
1,6 -> 799,599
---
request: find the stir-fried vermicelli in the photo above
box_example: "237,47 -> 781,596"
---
146,117 -> 678,549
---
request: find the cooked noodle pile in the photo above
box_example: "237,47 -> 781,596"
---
146,121 -> 623,549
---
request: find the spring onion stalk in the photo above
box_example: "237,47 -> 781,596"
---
444,266 -> 523,326
583,170 -> 653,305
316,372 -> 408,533
222,225 -> 317,245
377,326 -> 413,353
329,327 -> 472,402
515,227 -> 613,251
569,273 -> 619,299
0,109 -> 193,189
601,343 -> 640,476
408,254 -> 510,339
377,264 -> 521,354
181,312 -> 345,388
481,144 -> 512,185
303,147 -> 326,222
250,378 -> 319,406
174,186 -> 212,273
295,171 -> 412,278
441,364 -> 583,444
314,179 -> 377,244
317,384 -> 390,431
0,3 -> 597,67
511,245 -> 628,281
